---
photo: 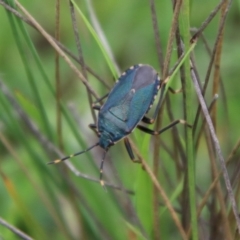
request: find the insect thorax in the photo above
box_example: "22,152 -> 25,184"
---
98,111 -> 127,149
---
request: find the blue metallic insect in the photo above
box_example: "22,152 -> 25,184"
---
49,64 -> 185,185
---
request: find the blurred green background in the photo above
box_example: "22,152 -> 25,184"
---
0,0 -> 240,239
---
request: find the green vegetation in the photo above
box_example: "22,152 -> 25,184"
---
0,0 -> 240,239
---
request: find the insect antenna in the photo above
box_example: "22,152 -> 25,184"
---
48,143 -> 99,164
99,150 -> 107,187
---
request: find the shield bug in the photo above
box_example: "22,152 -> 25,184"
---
49,64 -> 188,185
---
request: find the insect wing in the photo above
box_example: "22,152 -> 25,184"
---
101,67 -> 137,112
126,65 -> 160,130
100,65 -> 160,132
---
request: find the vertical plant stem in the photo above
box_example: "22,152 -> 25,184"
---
15,0 -> 99,99
180,1 -> 198,239
69,1 -> 97,124
191,68 -> 240,234
211,0 -> 228,132
55,0 -> 63,149
148,1 -> 164,238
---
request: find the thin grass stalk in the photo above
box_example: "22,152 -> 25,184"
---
1,1 -> 55,96
60,176 -> 115,240
2,1 -> 109,177
233,184 -> 240,236
55,0 -> 63,149
69,1 -> 97,124
193,0 -> 233,135
12,1 -> 104,177
163,0 -> 182,78
195,138 -> 240,222
84,0 -> 120,75
0,217 -> 33,240
149,1 -> 183,237
165,95 -> 186,178
15,0 -> 99,99
191,66 -> 240,234
5,0 -> 53,140
1,0 -> 111,90
194,94 -> 218,154
0,79 -> 135,239
0,0 -> 33,26
211,0 -> 228,128
129,139 -> 188,240
148,1 -> 164,238
0,79 -> 130,192
152,104 -> 163,239
149,0 -> 164,73
204,126 -> 232,239
180,1 -> 198,239
190,0 -> 225,42
70,0 -> 118,78
0,131 -> 72,239
4,0 -> 105,152
55,3 -> 84,236
0,170 -> 48,239
174,43 -> 195,233
0,88 -> 74,239
156,1 -> 182,214
141,159 -> 188,240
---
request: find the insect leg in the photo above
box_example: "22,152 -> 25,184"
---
142,115 -> 155,124
142,84 -> 182,125
93,93 -> 109,104
141,83 -> 166,124
89,123 -> 97,129
137,119 -> 191,135
92,105 -> 101,111
88,124 -> 99,135
124,138 -> 141,163
92,93 -> 109,110
168,87 -> 182,94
